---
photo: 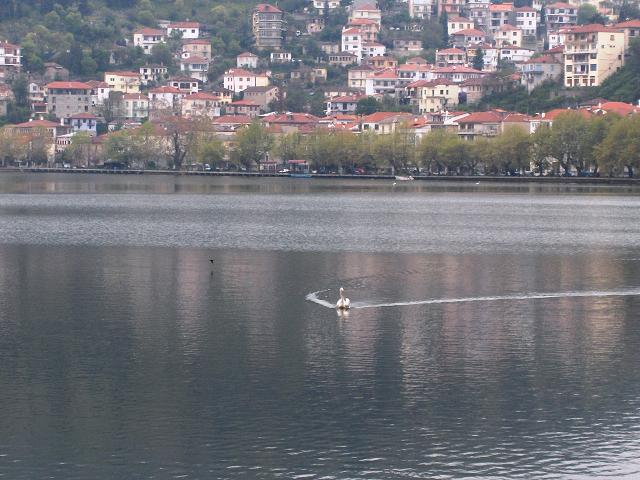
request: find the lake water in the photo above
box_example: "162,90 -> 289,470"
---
1,173 -> 640,479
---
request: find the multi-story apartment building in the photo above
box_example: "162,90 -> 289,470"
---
406,79 -> 460,113
45,81 -> 92,118
545,3 -> 578,31
0,41 -> 21,80
348,64 -> 377,90
489,3 -> 515,37
180,55 -> 209,83
466,0 -> 490,32
349,4 -> 382,26
436,48 -> 467,67
365,68 -> 401,96
408,0 -> 436,19
133,28 -> 166,54
253,4 -> 285,49
515,7 -> 538,37
347,19 -> 380,42
519,55 -> 563,92
122,93 -> 149,121
342,28 -> 363,62
564,24 -> 625,87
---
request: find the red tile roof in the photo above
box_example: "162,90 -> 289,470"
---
105,71 -> 140,77
451,28 -> 485,36
46,81 -> 91,89
565,24 -> 622,33
458,111 -> 503,123
438,47 -> 465,54
168,22 -> 200,28
238,52 -> 258,57
185,92 -> 221,100
264,113 -> 320,124
615,19 -> 640,28
69,112 -> 98,119
546,2 -> 574,9
489,3 -> 514,11
123,93 -> 148,100
134,28 -> 165,35
361,112 -> 414,123
254,4 -> 283,13
150,86 -> 181,94
499,24 -> 520,31
13,119 -> 60,128
524,55 -> 561,64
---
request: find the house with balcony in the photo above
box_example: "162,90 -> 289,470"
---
428,65 -> 486,83
519,55 -> 563,91
457,111 -> 503,139
364,56 -> 398,69
169,76 -> 200,94
326,94 -> 365,115
180,55 -> 209,83
348,64 -> 378,90
181,92 -> 224,118
347,19 -> 380,42
499,47 -> 535,64
270,51 -> 292,64
362,42 -> 386,58
148,86 -> 183,113
563,24 -> 625,87
0,41 -> 21,80
515,7 -> 538,37
406,79 -> 460,113
408,0 -> 436,19
86,80 -> 110,107
545,3 -> 577,31
397,62 -> 432,87
466,0 -> 490,32
66,113 -> 98,135
252,4 -> 285,49
349,4 -> 382,26
436,48 -> 467,67
365,68 -> 402,96
139,65 -> 168,85
489,3 -> 515,36
450,29 -> 486,47
360,112 -> 415,134
313,0 -> 340,14
122,93 -> 149,121
133,28 -> 166,54
342,28 -> 363,62
329,52 -> 358,66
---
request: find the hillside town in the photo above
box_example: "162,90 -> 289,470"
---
0,0 -> 639,175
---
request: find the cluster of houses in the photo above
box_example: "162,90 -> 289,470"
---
0,0 -> 638,167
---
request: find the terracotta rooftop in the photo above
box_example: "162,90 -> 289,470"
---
254,4 -> 283,13
458,111 -> 503,123
46,81 -> 91,89
452,28 -> 486,36
489,3 -> 514,11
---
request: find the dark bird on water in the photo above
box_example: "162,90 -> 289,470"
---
209,259 -> 214,264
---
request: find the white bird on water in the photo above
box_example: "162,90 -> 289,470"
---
336,287 -> 351,310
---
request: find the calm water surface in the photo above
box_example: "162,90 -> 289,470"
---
0,173 -> 640,479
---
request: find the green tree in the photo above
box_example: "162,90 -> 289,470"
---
232,121 -> 274,170
577,4 -> 606,24
276,132 -> 305,161
472,48 -> 484,71
596,115 -> 640,177
356,97 -> 381,115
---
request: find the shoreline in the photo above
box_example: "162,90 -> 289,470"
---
2,167 -> 640,186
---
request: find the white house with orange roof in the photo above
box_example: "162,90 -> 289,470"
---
397,62 -> 432,86
450,29 -> 486,47
347,19 -> 380,42
362,41 -> 386,58
436,48 -> 466,67
360,111 -> 415,134
489,3 -> 515,36
447,16 -> 474,35
428,65 -> 486,83
104,71 -> 141,93
349,3 -> 382,26
365,68 -> 401,95
237,52 -> 259,69
515,6 -> 538,36
342,28 -> 363,62
85,80 -> 110,107
166,21 -> 200,39
133,28 -> 166,54
223,68 -> 270,93
499,47 -> 534,64
496,24 -> 523,47
325,94 -> 366,115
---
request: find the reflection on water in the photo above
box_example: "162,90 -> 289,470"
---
0,174 -> 639,478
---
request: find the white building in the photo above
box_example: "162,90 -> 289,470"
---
180,55 -> 209,83
223,68 -> 270,93
166,22 -> 200,39
408,0 -> 436,18
133,28 -> 166,54
342,28 -> 363,62
515,7 -> 538,37
313,0 -> 340,14
123,93 -> 149,121
237,52 -> 259,69
499,47 -> 535,64
362,42 -> 386,58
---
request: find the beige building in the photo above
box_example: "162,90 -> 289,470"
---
242,85 -> 279,111
46,81 -> 92,118
182,92 -> 224,118
496,24 -> 523,47
253,4 -> 285,49
348,64 -> 377,90
349,4 -> 382,26
564,24 -> 625,87
447,16 -> 474,35
104,71 -> 141,93
122,93 -> 149,121
182,39 -> 212,60
406,79 -> 460,113
614,19 -> 640,49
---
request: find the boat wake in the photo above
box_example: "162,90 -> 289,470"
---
305,288 -> 640,310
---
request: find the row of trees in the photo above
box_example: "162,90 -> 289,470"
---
6,112 -> 638,177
